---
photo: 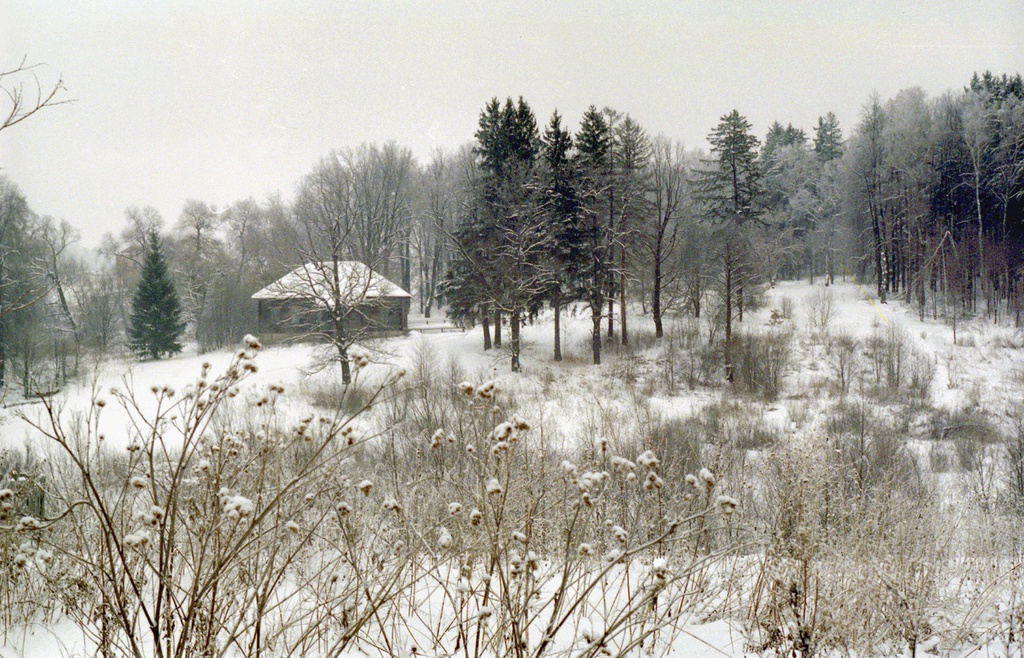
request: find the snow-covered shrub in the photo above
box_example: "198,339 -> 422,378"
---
805,285 -> 835,336
1006,416 -> 1024,510
730,328 -> 792,401
865,322 -> 935,400
826,331 -> 860,395
7,336 -> 415,658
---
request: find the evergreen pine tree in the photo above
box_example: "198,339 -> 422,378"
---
813,112 -> 844,162
574,106 -> 614,364
699,109 -> 763,218
697,109 -> 763,382
540,110 -> 582,362
128,229 -> 185,359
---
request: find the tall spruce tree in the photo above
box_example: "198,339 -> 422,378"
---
698,109 -> 763,382
128,229 -> 185,359
813,112 -> 844,162
540,110 -> 581,362
575,105 -> 614,364
445,96 -> 544,371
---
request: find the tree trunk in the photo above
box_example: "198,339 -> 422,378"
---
620,263 -> 628,346
653,255 -> 663,339
482,313 -> 492,350
607,286 -> 615,340
402,239 -> 412,294
724,240 -> 734,384
591,302 -> 602,365
493,311 -> 502,348
553,289 -> 562,362
0,320 -> 5,389
872,198 -> 886,304
510,309 -> 521,372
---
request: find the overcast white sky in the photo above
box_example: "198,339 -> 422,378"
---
1,0 -> 1022,247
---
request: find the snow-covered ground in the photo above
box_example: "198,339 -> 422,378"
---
2,279 -> 1023,657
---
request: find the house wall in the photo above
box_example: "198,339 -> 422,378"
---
256,297 -> 409,340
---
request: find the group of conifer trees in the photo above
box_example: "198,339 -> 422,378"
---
442,72 -> 1023,373
2,71 -> 1021,391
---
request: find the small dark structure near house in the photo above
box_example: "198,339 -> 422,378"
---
252,261 -> 410,341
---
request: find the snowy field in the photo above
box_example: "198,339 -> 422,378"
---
2,280 -> 1024,657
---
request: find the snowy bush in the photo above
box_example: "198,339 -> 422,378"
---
730,328 -> 792,401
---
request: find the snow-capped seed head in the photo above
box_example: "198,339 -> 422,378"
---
197,459 -> 212,474
605,549 -> 623,564
485,478 -> 503,495
611,525 -> 628,544
356,480 -> 374,496
466,444 -> 475,454
285,521 -> 301,534
437,527 -> 453,549
637,450 -> 660,469
18,541 -> 36,556
685,474 -> 698,488
476,381 -> 497,400
129,476 -> 148,490
716,495 -> 739,515
699,468 -> 716,488
491,422 -> 512,441
382,497 -> 402,513
336,502 -> 353,516
610,456 -> 636,472
13,553 -> 29,568
223,495 -> 255,519
469,508 -> 483,526
512,415 -> 531,431
512,531 -> 527,543
561,460 -> 578,476
598,437 -> 609,453
0,489 -> 13,501
448,502 -> 463,515
243,334 -> 262,350
457,381 -> 476,397
134,511 -> 157,526
578,471 -> 608,492
304,493 -> 315,502
124,531 -> 149,548
348,346 -> 370,369
491,441 -> 509,455
430,429 -> 445,448
643,472 -> 664,491
127,442 -> 142,453
578,543 -> 594,556
95,398 -> 106,408
580,618 -> 604,644
652,557 -> 668,575
149,505 -> 165,521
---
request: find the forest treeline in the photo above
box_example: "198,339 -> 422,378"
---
0,71 -> 1021,390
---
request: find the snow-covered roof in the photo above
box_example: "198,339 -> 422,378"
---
251,261 -> 411,304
